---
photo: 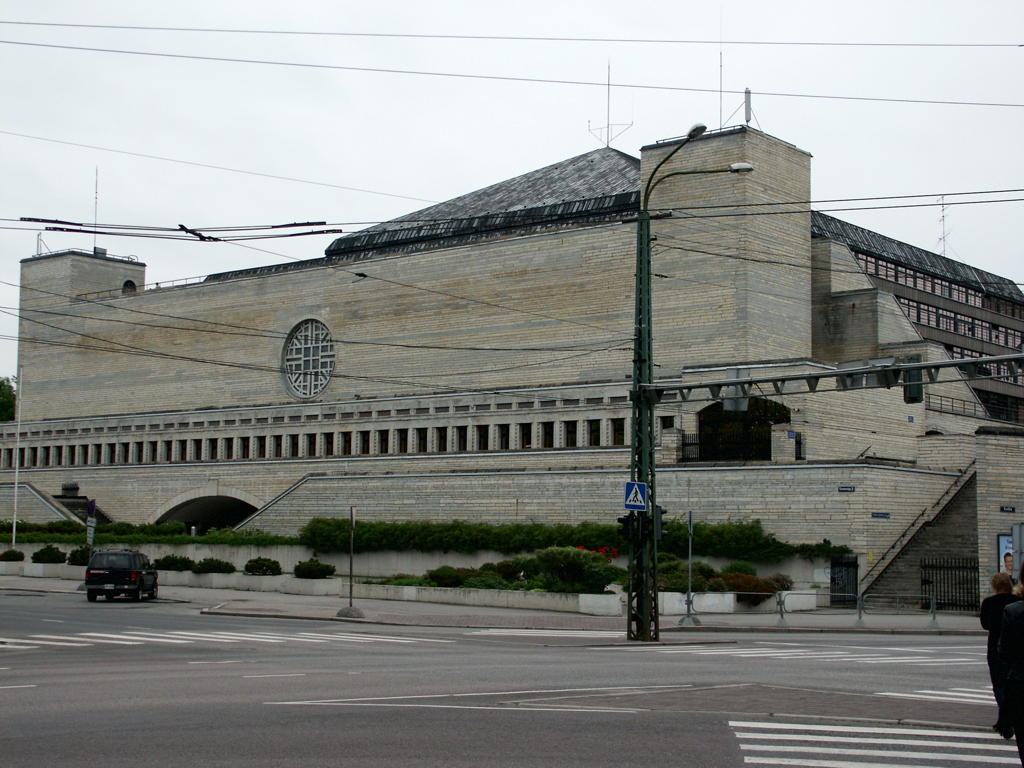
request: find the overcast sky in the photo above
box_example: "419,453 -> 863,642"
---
1,1 -> 1021,383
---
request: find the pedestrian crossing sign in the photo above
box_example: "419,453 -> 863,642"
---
624,481 -> 647,510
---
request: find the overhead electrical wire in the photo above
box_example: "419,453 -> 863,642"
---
1,38 -> 1020,109
0,128 -> 438,203
0,20 -> 1018,48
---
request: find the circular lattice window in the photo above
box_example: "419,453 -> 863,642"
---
282,319 -> 335,399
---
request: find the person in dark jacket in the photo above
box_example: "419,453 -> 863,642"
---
999,570 -> 1024,766
982,572 -> 1017,738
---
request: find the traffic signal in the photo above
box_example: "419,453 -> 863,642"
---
617,511 -> 636,540
653,505 -> 667,542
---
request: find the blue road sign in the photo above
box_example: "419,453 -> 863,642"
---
624,482 -> 648,510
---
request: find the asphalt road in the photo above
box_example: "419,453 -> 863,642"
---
0,591 -> 1014,767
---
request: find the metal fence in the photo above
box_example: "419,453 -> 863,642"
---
920,557 -> 980,611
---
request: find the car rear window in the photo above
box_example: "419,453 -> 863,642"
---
90,553 -> 134,569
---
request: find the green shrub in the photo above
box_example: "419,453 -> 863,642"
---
510,555 -> 541,579
153,554 -> 195,571
721,561 -> 757,576
243,557 -> 282,576
67,546 -> 91,566
534,546 -> 626,594
769,572 -> 794,591
462,574 -> 513,590
720,572 -> 781,605
0,549 -> 24,561
191,558 -> 236,574
384,576 -> 433,587
293,558 -> 335,579
31,544 -> 66,564
426,565 -> 477,588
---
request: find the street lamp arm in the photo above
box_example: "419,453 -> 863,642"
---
642,164 -> 754,209
641,123 -> 707,210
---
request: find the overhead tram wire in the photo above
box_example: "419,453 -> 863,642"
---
0,21 -> 1018,48
0,287 -> 626,354
0,129 -> 438,204
1,39 -> 1021,110
0,322 -> 626,395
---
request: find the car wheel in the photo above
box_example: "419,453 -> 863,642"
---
131,586 -> 142,602
86,591 -> 97,602
149,584 -> 158,600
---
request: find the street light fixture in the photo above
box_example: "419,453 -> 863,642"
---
626,127 -> 753,641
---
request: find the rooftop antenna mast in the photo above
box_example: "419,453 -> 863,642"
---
588,62 -> 632,147
938,195 -> 949,258
93,167 -> 99,252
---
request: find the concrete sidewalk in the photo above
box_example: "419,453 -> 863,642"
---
0,575 -> 985,634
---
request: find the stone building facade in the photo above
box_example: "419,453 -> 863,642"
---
3,125 -> 1022,600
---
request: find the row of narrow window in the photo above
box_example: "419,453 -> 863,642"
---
0,417 -> 645,470
859,251 -> 1024,322
897,297 -> 1024,350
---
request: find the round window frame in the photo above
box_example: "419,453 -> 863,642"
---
281,318 -> 336,399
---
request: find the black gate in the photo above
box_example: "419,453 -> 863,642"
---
921,557 -> 979,611
830,555 -> 858,607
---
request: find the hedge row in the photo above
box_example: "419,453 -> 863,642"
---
0,517 -> 850,563
298,518 -> 849,563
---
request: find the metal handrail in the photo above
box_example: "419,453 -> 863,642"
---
858,460 -> 976,591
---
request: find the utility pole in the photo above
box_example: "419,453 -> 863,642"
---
627,124 -> 753,641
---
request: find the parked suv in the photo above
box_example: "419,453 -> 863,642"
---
85,550 -> 158,602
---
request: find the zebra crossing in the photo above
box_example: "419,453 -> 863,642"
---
731,719 -> 1017,766
877,685 -> 996,706
0,628 -> 454,651
597,640 -> 987,666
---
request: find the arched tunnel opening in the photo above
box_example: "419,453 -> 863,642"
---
156,496 -> 258,534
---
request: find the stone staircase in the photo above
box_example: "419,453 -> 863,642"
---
858,460 -> 977,598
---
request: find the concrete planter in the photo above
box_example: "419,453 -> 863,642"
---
351,583 -> 621,615
191,573 -> 241,590
692,592 -> 737,613
154,569 -> 194,586
280,577 -> 340,596
577,593 -> 621,616
22,563 -> 67,578
0,561 -> 24,575
779,591 -> 818,612
234,574 -> 288,592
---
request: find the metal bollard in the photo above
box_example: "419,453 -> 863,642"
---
776,591 -> 788,628
854,593 -> 865,628
927,595 -> 939,629
678,591 -> 701,626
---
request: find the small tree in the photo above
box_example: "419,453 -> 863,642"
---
0,377 -> 14,423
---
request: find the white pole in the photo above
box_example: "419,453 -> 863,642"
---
12,366 -> 22,548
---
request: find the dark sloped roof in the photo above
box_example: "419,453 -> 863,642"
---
323,146 -> 640,258
812,211 -> 1023,303
205,147 -> 642,282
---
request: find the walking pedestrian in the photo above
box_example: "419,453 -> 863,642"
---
999,565 -> 1024,766
981,572 -> 1017,738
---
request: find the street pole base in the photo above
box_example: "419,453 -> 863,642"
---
678,615 -> 701,627
336,606 -> 365,618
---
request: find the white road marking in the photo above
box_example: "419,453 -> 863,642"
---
118,632 -> 193,644
467,629 -> 623,638
243,673 -> 307,678
736,732 -> 1016,751
31,634 -> 139,646
0,684 -> 37,689
730,721 -> 1003,739
741,743 -> 1016,762
733,720 -> 1014,768
187,660 -> 245,665
165,632 -> 240,643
